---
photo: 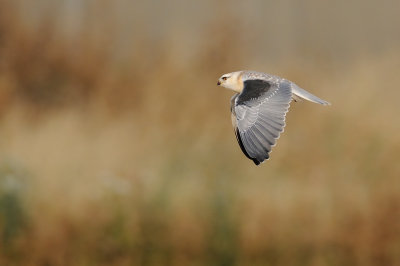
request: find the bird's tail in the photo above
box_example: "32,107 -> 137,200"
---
291,84 -> 330,105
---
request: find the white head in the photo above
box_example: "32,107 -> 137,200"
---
217,71 -> 244,93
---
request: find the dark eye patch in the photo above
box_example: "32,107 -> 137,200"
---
222,77 -> 227,80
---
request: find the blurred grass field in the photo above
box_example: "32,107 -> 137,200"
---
0,0 -> 400,265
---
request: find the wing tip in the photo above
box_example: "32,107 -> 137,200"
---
252,154 -> 270,166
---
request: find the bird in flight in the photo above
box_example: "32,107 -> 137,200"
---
217,70 -> 330,165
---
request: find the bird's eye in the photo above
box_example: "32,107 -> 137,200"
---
222,77 -> 227,81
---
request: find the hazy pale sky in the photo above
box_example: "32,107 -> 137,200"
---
14,0 -> 400,66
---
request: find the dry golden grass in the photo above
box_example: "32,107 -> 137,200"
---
0,1 -> 400,265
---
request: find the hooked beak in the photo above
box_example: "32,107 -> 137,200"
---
217,80 -> 221,85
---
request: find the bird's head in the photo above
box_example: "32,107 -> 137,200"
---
217,71 -> 243,93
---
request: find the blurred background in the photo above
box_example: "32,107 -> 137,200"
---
0,0 -> 399,265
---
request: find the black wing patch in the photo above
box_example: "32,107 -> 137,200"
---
236,79 -> 272,105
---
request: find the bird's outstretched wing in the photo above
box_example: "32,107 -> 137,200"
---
231,79 -> 292,165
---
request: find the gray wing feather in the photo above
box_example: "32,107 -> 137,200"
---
233,79 -> 292,165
